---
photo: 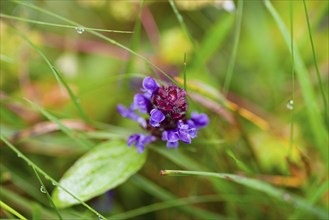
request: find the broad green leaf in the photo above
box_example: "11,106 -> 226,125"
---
52,140 -> 147,208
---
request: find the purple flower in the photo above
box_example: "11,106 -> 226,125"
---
128,134 -> 156,153
117,76 -> 209,153
149,109 -> 165,127
117,105 -> 146,128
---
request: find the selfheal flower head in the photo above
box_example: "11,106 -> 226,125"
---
151,85 -> 187,120
117,76 -> 209,152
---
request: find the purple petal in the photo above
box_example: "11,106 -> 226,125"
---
162,130 -> 168,141
167,130 -> 179,142
133,94 -> 150,113
179,131 -> 191,144
143,77 -> 159,93
177,120 -> 196,144
117,104 -> 130,117
143,135 -> 157,145
188,128 -> 197,138
166,141 -> 179,148
128,134 -> 140,147
127,134 -> 156,153
136,146 -> 145,153
117,104 -> 147,128
150,109 -> 165,127
191,112 -> 209,129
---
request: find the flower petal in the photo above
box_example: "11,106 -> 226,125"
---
133,94 -> 150,113
117,104 -> 146,128
142,77 -> 159,93
191,112 -> 209,129
150,109 -> 165,127
166,141 -> 179,148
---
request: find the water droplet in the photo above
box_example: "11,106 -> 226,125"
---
286,100 -> 294,110
75,26 -> 84,34
40,186 -> 47,193
52,181 -> 56,186
17,153 -> 21,158
283,193 -> 291,201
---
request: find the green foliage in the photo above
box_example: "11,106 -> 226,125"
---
1,0 -> 328,219
52,140 -> 147,208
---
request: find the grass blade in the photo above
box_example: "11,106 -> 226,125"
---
110,194 -> 224,219
168,0 -> 195,46
302,0 -> 328,119
0,201 -> 28,220
0,13 -> 132,33
25,99 -> 93,150
32,167 -> 63,220
161,170 -> 328,219
0,136 -> 107,220
131,175 -> 224,219
9,25 -> 91,123
264,0 -> 328,163
223,0 -> 243,95
11,0 -> 177,85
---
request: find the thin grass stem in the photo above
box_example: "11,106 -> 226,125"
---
160,170 -> 327,219
168,0 -> 195,46
0,201 -> 27,220
184,52 -> 187,91
0,136 -> 107,220
223,0 -> 243,95
302,0 -> 328,123
288,0 -> 295,159
11,0 -> 176,86
0,13 -> 133,33
110,195 -> 223,219
9,25 -> 91,123
264,0 -> 328,163
32,167 -> 63,220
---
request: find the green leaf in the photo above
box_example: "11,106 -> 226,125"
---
52,140 -> 147,208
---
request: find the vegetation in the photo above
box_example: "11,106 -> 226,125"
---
1,0 -> 328,219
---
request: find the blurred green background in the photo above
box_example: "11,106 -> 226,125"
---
0,0 -> 328,219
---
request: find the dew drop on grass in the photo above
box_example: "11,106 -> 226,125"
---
75,26 -> 85,34
17,153 -> 21,158
52,181 -> 56,186
40,186 -> 47,193
286,100 -> 294,110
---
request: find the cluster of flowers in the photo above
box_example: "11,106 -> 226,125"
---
117,77 -> 209,153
